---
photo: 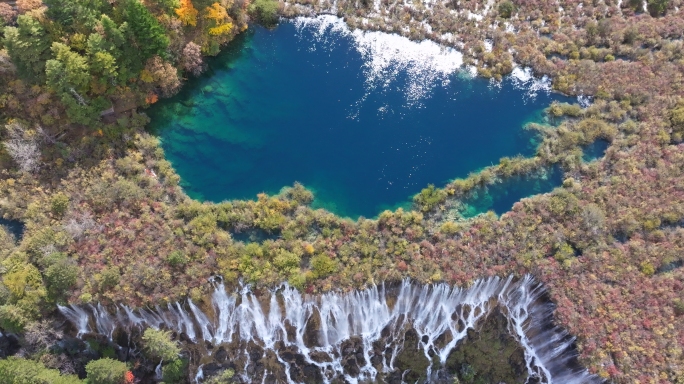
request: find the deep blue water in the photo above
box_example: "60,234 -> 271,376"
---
0,218 -> 24,240
149,19 -> 568,218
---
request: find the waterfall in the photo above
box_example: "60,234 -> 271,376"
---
58,275 -> 602,384
57,304 -> 91,337
155,360 -> 163,381
194,365 -> 204,383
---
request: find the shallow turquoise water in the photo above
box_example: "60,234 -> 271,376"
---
149,19 -> 568,219
461,166 -> 563,218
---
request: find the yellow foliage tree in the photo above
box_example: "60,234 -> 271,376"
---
205,3 -> 233,36
209,23 -> 233,36
175,0 -> 198,26
205,2 -> 228,22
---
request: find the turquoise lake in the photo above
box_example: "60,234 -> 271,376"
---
149,16 -> 569,219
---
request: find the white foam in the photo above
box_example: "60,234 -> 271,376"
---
509,66 -> 551,99
484,39 -> 493,52
466,11 -> 484,21
577,95 -> 593,108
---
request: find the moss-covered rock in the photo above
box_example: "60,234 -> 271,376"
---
445,307 -> 528,383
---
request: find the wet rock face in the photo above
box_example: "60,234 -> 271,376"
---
195,313 -> 528,383
0,333 -> 20,358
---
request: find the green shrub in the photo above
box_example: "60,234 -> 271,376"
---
86,341 -> 117,359
254,210 -> 286,232
561,103 -> 583,117
647,0 -> 669,16
460,363 -> 476,382
288,273 -> 307,290
99,266 -> 120,291
413,184 -> 447,212
25,228 -> 70,262
0,357 -> 83,384
0,304 -> 29,333
249,0 -> 279,26
642,217 -> 661,232
497,1 -> 514,18
439,221 -> 461,235
0,282 -> 9,305
628,0 -> 643,10
85,358 -> 128,384
162,358 -> 187,383
640,261 -> 655,276
286,182 -> 314,205
576,118 -> 616,143
44,258 -> 79,302
673,299 -> 684,316
310,254 -> 337,278
669,102 -> 684,141
166,250 -> 187,268
142,328 -> 180,362
670,103 -> 684,128
547,102 -> 563,117
204,369 -> 234,384
50,193 -> 69,217
553,243 -> 576,262
273,249 -> 301,272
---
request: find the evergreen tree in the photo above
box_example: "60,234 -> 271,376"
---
45,0 -> 111,33
46,42 -> 91,94
95,15 -> 137,81
45,42 -> 106,125
44,258 -> 79,302
120,0 -> 169,62
0,261 -> 46,332
2,15 -> 51,81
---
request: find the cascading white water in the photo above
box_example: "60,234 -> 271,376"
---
58,275 -> 602,384
155,360 -> 163,380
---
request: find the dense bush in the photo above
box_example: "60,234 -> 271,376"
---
0,357 -> 82,384
413,184 -> 447,212
142,328 -> 181,362
249,0 -> 279,27
497,1 -> 514,18
162,358 -> 188,383
84,358 -> 129,384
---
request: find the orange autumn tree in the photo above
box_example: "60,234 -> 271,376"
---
205,2 -> 233,36
175,0 -> 198,26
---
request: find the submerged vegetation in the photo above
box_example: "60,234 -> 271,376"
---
0,0 -> 682,382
